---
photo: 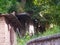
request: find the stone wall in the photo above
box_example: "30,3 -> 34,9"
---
27,34 -> 60,45
0,16 -> 17,45
0,16 -> 10,45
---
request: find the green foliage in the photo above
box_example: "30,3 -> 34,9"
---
0,0 -> 60,24
25,0 -> 59,26
17,33 -> 31,45
43,25 -> 60,36
0,0 -> 10,13
17,25 -> 60,45
8,0 -> 17,13
0,0 -> 18,14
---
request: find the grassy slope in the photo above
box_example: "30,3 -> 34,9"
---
17,25 -> 60,45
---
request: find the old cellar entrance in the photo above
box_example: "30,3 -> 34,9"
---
0,12 -> 34,45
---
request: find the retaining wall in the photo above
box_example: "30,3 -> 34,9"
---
27,34 -> 60,45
